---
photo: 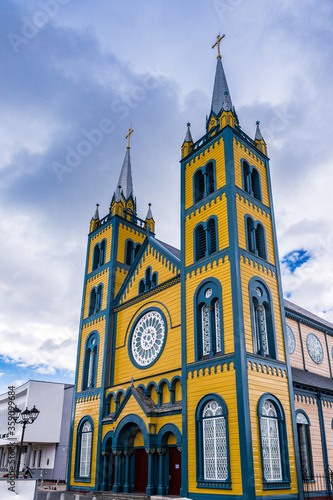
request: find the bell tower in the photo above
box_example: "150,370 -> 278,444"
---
180,35 -> 301,500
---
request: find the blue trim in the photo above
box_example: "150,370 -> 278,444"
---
236,188 -> 270,217
186,249 -> 229,276
74,415 -> 94,481
195,393 -> 231,488
192,158 -> 217,205
193,277 -> 224,360
86,261 -> 109,280
186,188 -> 226,220
193,214 -> 219,262
81,331 -> 100,391
156,423 -> 182,447
241,158 -> 263,202
127,307 -> 168,369
316,393 -> 329,482
101,430 -> 114,452
324,332 -> 333,378
257,393 -> 291,487
223,126 -> 256,498
244,214 -> 268,261
248,276 -> 278,360
112,413 -> 149,449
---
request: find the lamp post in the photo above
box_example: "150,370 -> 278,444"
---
12,405 -> 40,478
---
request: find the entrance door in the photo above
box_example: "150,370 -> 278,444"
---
169,447 -> 181,495
134,449 -> 148,493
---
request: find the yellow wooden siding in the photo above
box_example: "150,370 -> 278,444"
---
114,266 -> 128,297
236,194 -> 275,266
187,366 -> 242,496
185,193 -> 228,268
287,318 -> 304,370
83,268 -> 109,319
120,245 -> 179,303
116,222 -> 146,264
299,324 -> 331,377
175,379 -> 181,401
87,225 -> 112,274
184,139 -> 225,211
248,370 -> 298,496
113,285 -> 181,386
76,318 -> 106,390
294,397 -> 324,474
233,139 -> 270,207
185,258 -> 233,363
70,397 -> 100,487
240,260 -> 286,361
134,431 -> 144,446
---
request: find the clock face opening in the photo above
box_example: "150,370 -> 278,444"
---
130,310 -> 166,368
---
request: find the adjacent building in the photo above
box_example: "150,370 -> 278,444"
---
0,380 -> 73,481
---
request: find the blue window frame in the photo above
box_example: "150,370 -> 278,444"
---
194,161 -> 216,203
138,267 -> 158,294
125,239 -> 141,266
194,279 -> 223,360
196,394 -> 231,488
242,160 -> 262,202
257,394 -> 290,489
92,240 -> 106,271
195,217 -> 218,261
75,417 -> 94,480
245,215 -> 267,260
88,285 -> 102,317
296,411 -> 314,481
82,333 -> 98,391
249,278 -> 277,359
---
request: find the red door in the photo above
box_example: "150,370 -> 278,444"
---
134,449 -> 148,493
169,447 -> 181,495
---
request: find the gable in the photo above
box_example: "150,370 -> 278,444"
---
115,238 -> 180,305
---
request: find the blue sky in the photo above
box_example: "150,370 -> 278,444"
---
1,0 -> 333,393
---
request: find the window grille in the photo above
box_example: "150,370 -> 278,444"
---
202,400 -> 228,480
79,421 -> 92,477
260,401 -> 282,481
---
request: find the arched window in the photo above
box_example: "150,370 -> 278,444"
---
194,170 -> 205,202
250,279 -> 276,359
88,286 -> 102,316
75,418 -> 93,479
138,268 -> 158,294
82,334 -> 98,390
207,218 -> 217,254
152,272 -> 157,288
195,280 -> 223,360
139,280 -> 145,294
246,216 -> 267,260
194,162 -> 216,204
134,243 -> 141,258
258,396 -> 290,488
145,268 -> 151,290
92,245 -> 100,271
195,218 -> 218,261
125,240 -> 133,266
242,161 -> 262,201
196,395 -> 230,487
88,289 -> 96,317
296,412 -> 314,481
255,223 -> 266,259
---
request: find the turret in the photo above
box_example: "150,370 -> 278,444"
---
145,203 -> 155,233
181,122 -> 193,159
89,203 -> 100,233
254,120 -> 267,156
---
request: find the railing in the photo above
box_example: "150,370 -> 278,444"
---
302,468 -> 332,500
96,210 -> 146,230
190,122 -> 257,155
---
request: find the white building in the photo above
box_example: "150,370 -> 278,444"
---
0,380 -> 73,482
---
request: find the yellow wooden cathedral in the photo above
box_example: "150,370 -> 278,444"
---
67,36 -> 306,499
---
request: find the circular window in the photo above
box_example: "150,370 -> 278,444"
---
286,325 -> 296,355
205,288 -> 213,299
306,333 -> 324,364
130,310 -> 166,368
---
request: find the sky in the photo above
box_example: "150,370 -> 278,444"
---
0,0 -> 333,394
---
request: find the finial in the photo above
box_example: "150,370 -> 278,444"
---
187,122 -> 191,127
256,120 -> 260,126
125,127 -> 134,149
212,33 -> 225,59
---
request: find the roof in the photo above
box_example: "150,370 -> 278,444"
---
184,125 -> 193,143
155,238 -> 181,260
291,367 -> 333,393
115,148 -> 134,200
284,298 -> 333,332
211,58 -> 232,115
255,121 -> 264,141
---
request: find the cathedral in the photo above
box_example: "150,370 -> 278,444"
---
67,37 -> 333,500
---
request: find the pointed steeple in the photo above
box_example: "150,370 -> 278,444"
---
181,122 -> 194,159
116,148 -> 134,200
254,121 -> 267,156
145,203 -> 155,233
89,203 -> 100,233
211,57 -> 233,116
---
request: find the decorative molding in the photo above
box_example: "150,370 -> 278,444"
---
187,357 -> 234,378
285,310 -> 333,336
186,251 -> 229,278
240,251 -> 276,277
82,314 -> 105,328
247,357 -> 288,377
186,190 -> 226,220
236,190 -> 271,217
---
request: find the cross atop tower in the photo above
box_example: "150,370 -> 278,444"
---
212,33 -> 225,59
126,127 -> 134,149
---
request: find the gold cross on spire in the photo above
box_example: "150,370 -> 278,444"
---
212,33 -> 225,59
125,127 -> 133,149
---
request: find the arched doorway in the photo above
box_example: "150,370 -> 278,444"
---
157,424 -> 182,496
101,435 -> 115,491
168,444 -> 181,495
133,431 -> 148,493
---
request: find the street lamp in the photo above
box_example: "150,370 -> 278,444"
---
12,405 -> 40,478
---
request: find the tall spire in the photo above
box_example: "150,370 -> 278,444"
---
114,128 -> 134,200
211,34 -> 233,116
